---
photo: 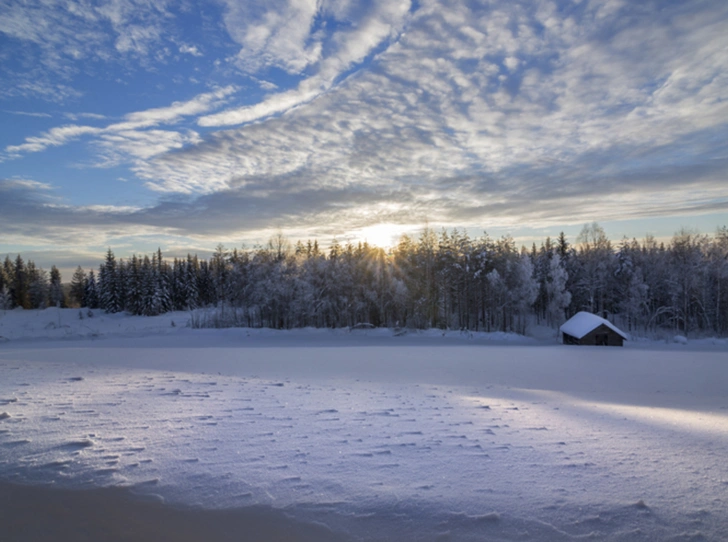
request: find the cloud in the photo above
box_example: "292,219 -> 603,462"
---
198,80 -> 322,127
1,178 -> 54,191
4,125 -> 102,156
98,129 -> 202,162
3,110 -> 52,118
200,0 -> 412,127
3,86 -> 237,161
0,0 -> 178,100
1,0 -> 727,255
64,112 -> 108,121
107,85 -> 237,131
220,0 -> 323,74
179,44 -> 203,57
1,81 -> 84,103
152,0 -> 728,224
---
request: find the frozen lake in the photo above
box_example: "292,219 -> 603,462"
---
0,313 -> 727,540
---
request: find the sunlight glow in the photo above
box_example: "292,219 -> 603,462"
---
351,224 -> 408,249
469,389 -> 728,437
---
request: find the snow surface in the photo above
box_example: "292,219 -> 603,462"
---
559,311 -> 628,341
1,309 -> 727,540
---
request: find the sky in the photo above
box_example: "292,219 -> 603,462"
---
1,0 -> 727,277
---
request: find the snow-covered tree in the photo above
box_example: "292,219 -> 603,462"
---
509,254 -> 538,334
70,266 -> 87,307
545,253 -> 571,328
85,270 -> 99,309
99,249 -> 123,313
49,265 -> 64,307
12,254 -> 29,309
0,285 -> 11,310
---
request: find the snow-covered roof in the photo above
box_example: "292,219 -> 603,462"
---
559,311 -> 628,340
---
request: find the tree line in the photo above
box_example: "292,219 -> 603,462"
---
2,223 -> 727,337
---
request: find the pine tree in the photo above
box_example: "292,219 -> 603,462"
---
13,255 -> 29,309
0,261 -> 9,300
99,249 -> 122,313
557,232 -> 569,259
125,255 -> 143,315
49,265 -> 64,307
141,255 -> 157,316
85,270 -> 99,309
155,250 -> 172,314
27,261 -> 49,309
171,258 -> 187,310
0,258 -> 11,310
185,255 -> 200,309
70,266 -> 87,307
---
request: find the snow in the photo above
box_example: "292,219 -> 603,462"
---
1,309 -> 727,540
559,311 -> 628,340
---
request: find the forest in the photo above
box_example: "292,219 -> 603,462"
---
2,223 -> 728,338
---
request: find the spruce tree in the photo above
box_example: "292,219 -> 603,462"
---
70,266 -> 87,307
27,261 -> 49,309
85,270 -> 99,309
185,255 -> 200,309
99,249 -> 122,313
13,255 -> 29,309
126,255 -> 143,315
49,266 -> 64,307
155,251 -> 172,314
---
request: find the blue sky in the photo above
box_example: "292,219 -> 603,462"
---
1,0 -> 727,276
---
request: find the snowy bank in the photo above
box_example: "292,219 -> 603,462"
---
0,307 -> 538,346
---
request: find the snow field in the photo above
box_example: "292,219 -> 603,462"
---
0,317 -> 727,540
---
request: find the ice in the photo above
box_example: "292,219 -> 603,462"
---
0,310 -> 727,539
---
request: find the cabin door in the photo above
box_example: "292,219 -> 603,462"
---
595,333 -> 609,346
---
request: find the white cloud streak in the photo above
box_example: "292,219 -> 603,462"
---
199,0 -> 412,127
3,86 -> 237,159
5,125 -> 102,156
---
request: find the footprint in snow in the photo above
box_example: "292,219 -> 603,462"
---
59,438 -> 94,450
3,439 -> 31,446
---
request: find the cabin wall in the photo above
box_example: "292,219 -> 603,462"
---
580,324 -> 624,346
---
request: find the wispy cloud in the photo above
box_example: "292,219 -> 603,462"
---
64,112 -> 108,121
3,110 -> 52,118
220,0 -> 323,74
98,129 -> 202,162
3,86 -> 237,161
110,86 -> 237,131
200,0 -> 412,127
5,125 -> 102,156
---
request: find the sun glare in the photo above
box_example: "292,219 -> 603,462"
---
354,224 -> 405,249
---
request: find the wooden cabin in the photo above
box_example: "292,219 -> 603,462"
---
560,312 -> 628,347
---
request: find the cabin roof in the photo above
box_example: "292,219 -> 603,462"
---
559,311 -> 628,340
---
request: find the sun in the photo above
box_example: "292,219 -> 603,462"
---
354,224 -> 405,249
